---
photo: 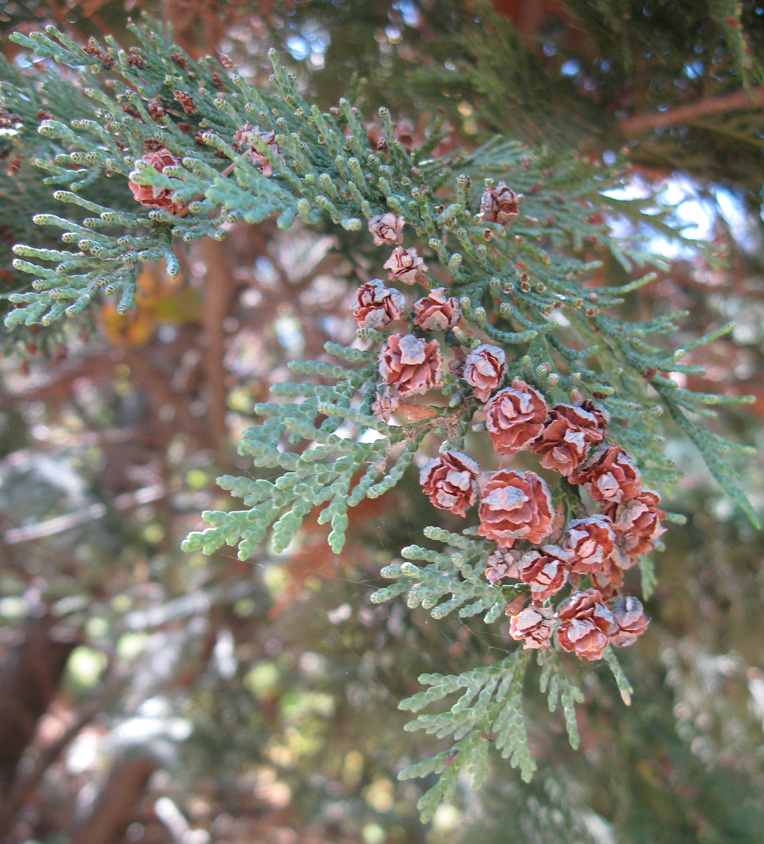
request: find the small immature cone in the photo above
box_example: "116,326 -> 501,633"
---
463,344 -> 507,402
519,545 -> 570,603
413,288 -> 461,331
556,588 -> 617,661
484,379 -> 548,456
573,445 -> 642,502
484,549 -> 523,584
601,489 -> 666,557
563,515 -> 623,576
371,390 -> 399,423
481,182 -> 522,225
369,212 -> 405,246
128,148 -> 184,213
350,278 -> 405,329
384,246 -> 428,285
379,334 -> 443,397
532,401 -> 609,477
233,123 -> 282,176
365,118 -> 415,151
606,595 -> 649,647
509,605 -> 555,650
478,469 -> 553,548
420,450 -> 480,517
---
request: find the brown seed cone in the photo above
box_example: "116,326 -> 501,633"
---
383,246 -> 428,285
481,181 -> 522,225
601,488 -> 666,557
590,555 -> 636,594
555,588 -> 617,661
484,379 -> 548,456
477,469 -> 553,549
128,148 -> 185,213
232,123 -> 281,175
379,334 -> 442,397
463,344 -> 507,402
531,401 -> 608,477
509,604 -> 555,650
573,444 -> 642,502
563,515 -> 626,576
369,212 -> 404,246
601,526 -> 643,585
350,279 -> 405,329
413,288 -> 461,331
419,450 -> 480,517
579,399 -> 610,430
519,545 -> 570,603
484,549 -> 523,584
606,595 -> 649,647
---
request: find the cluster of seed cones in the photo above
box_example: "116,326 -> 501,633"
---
357,186 -> 664,662
128,125 -> 282,215
132,143 -> 663,663
419,387 -> 661,660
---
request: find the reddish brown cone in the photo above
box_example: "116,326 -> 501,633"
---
509,605 -> 554,650
481,182 -> 522,225
420,450 -> 480,517
484,379 -> 548,456
518,545 -> 570,603
379,334 -> 443,397
574,445 -> 642,502
350,278 -> 405,329
606,595 -> 649,647
601,489 -> 666,557
369,212 -> 404,246
484,549 -> 523,584
463,344 -> 507,402
413,288 -> 461,331
531,401 -> 608,477
384,246 -> 428,285
562,515 -> 623,576
478,469 -> 553,548
128,148 -> 184,213
556,588 -> 617,661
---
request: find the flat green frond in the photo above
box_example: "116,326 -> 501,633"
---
183,344 -> 416,557
397,650 -> 536,821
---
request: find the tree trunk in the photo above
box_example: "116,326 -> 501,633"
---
0,611 -> 79,797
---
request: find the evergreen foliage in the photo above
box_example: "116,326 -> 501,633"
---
371,525 -> 586,820
389,1 -> 764,197
1,7 -> 760,822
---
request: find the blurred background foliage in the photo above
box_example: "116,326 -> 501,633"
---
1,1 -> 764,842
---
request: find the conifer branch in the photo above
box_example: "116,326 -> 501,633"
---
1,14 -> 759,824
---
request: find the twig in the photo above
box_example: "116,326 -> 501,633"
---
199,239 -> 233,459
2,484 -> 165,544
0,426 -> 153,472
620,85 -> 764,135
